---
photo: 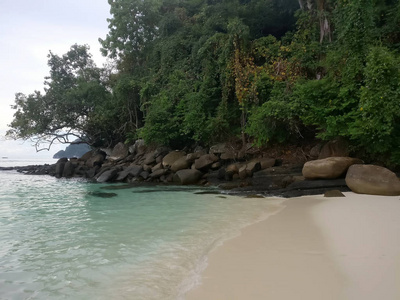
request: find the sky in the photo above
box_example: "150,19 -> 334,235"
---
0,0 -> 111,159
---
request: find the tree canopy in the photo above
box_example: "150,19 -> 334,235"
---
8,0 -> 400,164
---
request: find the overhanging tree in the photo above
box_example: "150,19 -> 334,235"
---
7,44 -> 113,150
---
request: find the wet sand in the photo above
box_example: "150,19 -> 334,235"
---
185,192 -> 400,300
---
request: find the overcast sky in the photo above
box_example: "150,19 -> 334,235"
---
0,0 -> 111,159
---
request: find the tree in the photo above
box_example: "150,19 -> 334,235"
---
7,45 -> 112,150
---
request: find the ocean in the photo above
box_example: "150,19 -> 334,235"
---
0,158 -> 285,299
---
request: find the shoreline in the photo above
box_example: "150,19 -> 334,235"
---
185,192 -> 400,300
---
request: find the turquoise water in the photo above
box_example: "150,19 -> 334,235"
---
0,162 -> 285,299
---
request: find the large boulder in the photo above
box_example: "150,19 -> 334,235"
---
174,169 -> 203,185
110,142 -> 129,160
86,151 -> 106,168
55,159 -> 67,178
162,151 -> 186,168
194,154 -> 219,171
171,156 -> 191,173
302,157 -> 363,180
97,168 -> 119,183
345,164 -> 400,196
115,165 -> 143,181
62,160 -> 76,178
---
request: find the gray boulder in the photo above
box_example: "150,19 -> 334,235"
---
174,169 -> 203,185
110,142 -> 129,160
62,161 -> 76,178
116,165 -> 143,181
345,164 -> 400,196
86,152 -> 106,168
97,168 -> 119,183
55,160 -> 67,178
303,157 -> 363,180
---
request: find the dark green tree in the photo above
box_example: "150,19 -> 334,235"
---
7,45 -> 112,150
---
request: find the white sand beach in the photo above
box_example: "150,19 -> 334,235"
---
186,192 -> 400,300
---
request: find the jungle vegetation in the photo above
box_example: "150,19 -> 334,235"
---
7,0 -> 400,164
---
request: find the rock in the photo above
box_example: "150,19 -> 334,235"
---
110,142 -> 129,160
57,157 -> 68,164
324,190 -> 345,197
129,165 -> 143,177
238,166 -> 247,179
220,151 -> 236,160
246,161 -> 261,175
162,151 -> 186,168
97,168 -> 119,183
345,164 -> 400,196
143,151 -> 156,165
259,158 -> 276,170
194,154 -> 219,170
211,162 -> 221,170
142,164 -> 152,172
86,166 -> 100,178
226,163 -> 240,174
151,162 -> 163,173
154,146 -> 171,159
150,169 -> 168,179
55,160 -> 67,178
302,157 -> 363,180
79,150 -> 94,162
139,171 -> 150,180
310,144 -> 323,159
186,153 -> 201,163
318,138 -> 350,159
62,161 -> 76,178
174,169 -> 203,185
134,139 -> 146,155
171,156 -> 191,173
86,152 -> 106,168
209,143 -> 227,154
115,165 -> 143,181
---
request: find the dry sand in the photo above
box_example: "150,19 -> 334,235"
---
185,192 -> 400,300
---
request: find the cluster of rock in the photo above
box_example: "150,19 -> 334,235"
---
302,157 -> 400,196
38,142 -> 283,187
8,138 -> 400,197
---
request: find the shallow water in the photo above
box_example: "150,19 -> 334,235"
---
0,165 -> 285,299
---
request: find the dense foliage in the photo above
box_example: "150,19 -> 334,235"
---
8,0 -> 400,163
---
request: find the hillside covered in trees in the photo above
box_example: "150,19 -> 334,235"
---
7,0 -> 400,165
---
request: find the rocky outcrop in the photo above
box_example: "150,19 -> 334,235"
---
13,140 -> 400,198
302,157 -> 363,180
345,164 -> 400,196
